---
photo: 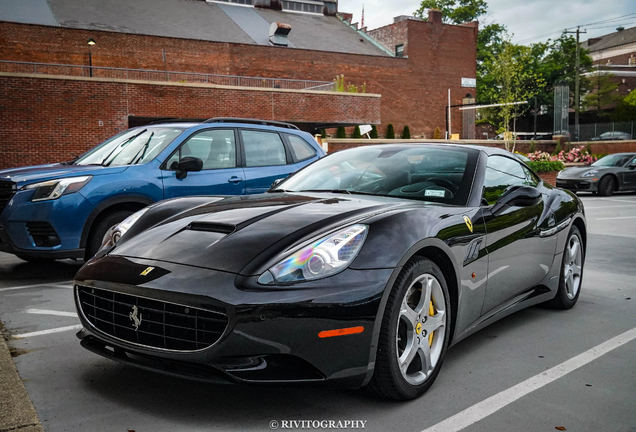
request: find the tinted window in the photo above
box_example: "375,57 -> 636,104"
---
166,129 -> 236,170
522,165 -> 539,187
287,135 -> 317,162
482,156 -> 530,205
242,130 -> 287,167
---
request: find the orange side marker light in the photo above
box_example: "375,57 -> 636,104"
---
318,326 -> 364,338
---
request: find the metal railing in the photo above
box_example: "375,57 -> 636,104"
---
569,121 -> 635,141
0,60 -> 337,92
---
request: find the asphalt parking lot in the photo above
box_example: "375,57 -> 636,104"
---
1,193 -> 635,432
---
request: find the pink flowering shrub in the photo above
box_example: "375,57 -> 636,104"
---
526,147 -> 596,164
527,151 -> 557,162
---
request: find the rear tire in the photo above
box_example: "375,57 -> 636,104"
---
597,176 -> 616,196
85,210 -> 133,261
369,256 -> 451,400
545,226 -> 584,309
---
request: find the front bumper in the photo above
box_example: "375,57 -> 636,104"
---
556,178 -> 597,192
74,255 -> 392,388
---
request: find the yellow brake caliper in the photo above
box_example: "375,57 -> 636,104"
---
428,301 -> 435,346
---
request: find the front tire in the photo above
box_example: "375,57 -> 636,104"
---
598,175 -> 616,196
546,226 -> 584,309
369,257 -> 451,400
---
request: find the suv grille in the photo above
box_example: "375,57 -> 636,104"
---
77,286 -> 228,351
26,222 -> 61,247
0,181 -> 16,216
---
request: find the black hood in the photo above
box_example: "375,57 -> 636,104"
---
112,193 -> 413,275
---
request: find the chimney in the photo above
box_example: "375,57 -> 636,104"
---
587,37 -> 602,46
269,22 -> 291,47
428,8 -> 442,24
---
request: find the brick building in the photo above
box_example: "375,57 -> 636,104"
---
0,0 -> 478,168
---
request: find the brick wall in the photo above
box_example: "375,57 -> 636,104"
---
0,20 -> 477,139
0,75 -> 380,168
367,20 -> 409,57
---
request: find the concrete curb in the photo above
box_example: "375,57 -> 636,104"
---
0,326 -> 43,432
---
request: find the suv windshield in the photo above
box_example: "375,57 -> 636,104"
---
592,154 -> 634,167
275,146 -> 478,205
75,127 -> 185,166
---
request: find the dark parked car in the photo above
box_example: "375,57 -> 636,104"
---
0,118 -> 324,262
556,153 -> 636,196
74,144 -> 586,400
590,131 -> 632,141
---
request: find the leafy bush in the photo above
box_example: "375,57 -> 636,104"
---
433,127 -> 442,139
401,125 -> 411,139
528,141 -> 536,153
386,124 -> 395,139
527,160 -> 565,173
352,125 -> 362,138
336,126 -> 346,138
370,125 -> 378,138
527,147 -> 596,164
320,129 -> 327,138
553,142 -> 562,155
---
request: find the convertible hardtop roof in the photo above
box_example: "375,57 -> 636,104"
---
349,142 -> 515,157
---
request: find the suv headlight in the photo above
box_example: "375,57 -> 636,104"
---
22,176 -> 92,202
258,224 -> 368,285
582,170 -> 599,178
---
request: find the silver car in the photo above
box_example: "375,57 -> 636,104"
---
556,153 -> 636,196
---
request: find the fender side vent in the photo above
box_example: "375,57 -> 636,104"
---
188,222 -> 236,234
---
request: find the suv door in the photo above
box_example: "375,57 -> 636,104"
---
240,129 -> 295,194
161,129 -> 245,198
481,155 -> 556,314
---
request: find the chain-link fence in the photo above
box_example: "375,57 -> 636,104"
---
0,60 -> 337,92
569,121 -> 635,141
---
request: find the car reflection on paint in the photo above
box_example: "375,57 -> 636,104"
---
74,144 -> 587,400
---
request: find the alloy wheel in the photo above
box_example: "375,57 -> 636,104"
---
563,234 -> 583,299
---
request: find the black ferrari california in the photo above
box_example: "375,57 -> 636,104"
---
74,144 -> 586,400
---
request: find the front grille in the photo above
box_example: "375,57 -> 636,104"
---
77,286 -> 228,351
556,180 -> 590,190
26,221 -> 61,247
0,181 -> 16,215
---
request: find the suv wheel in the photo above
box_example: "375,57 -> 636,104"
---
85,210 -> 133,260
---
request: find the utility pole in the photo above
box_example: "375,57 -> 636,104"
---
533,96 -> 538,140
565,26 -> 586,140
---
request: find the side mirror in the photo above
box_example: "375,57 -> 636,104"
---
491,186 -> 542,215
629,163 -> 636,170
176,157 -> 203,179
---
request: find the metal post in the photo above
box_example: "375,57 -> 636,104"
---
448,89 -> 451,139
565,27 -> 586,139
533,96 -> 538,140
88,46 -> 93,77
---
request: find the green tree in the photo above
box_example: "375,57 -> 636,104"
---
336,126 -> 346,138
415,0 -> 487,24
320,129 -> 327,138
583,72 -> 622,116
370,125 -> 378,138
612,89 -> 636,121
386,124 -> 395,139
401,125 -> 411,139
352,125 -> 362,138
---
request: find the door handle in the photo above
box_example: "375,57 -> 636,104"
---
228,176 -> 244,184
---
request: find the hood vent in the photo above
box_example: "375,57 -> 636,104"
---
188,222 -> 236,234
269,22 -> 292,46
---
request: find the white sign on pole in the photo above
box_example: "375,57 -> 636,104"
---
461,78 -> 476,88
359,125 -> 373,135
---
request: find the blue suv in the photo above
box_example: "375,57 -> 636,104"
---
0,118 -> 325,262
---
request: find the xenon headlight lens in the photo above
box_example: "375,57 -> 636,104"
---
22,176 -> 92,202
582,170 -> 599,178
100,207 -> 150,250
258,224 -> 368,285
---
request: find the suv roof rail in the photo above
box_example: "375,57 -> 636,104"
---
203,117 -> 300,130
146,118 -> 205,125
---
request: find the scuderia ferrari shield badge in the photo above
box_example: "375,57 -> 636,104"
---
140,266 -> 155,276
463,215 -> 473,233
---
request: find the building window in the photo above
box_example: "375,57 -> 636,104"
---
214,0 -> 255,4
395,44 -> 404,58
282,1 -> 322,14
629,56 -> 635,65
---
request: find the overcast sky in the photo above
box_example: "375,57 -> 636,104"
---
339,0 -> 636,45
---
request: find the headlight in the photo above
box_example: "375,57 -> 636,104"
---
100,207 -> 150,250
582,170 -> 599,178
258,224 -> 368,285
22,176 -> 92,202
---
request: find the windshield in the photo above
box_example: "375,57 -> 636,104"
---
75,127 -> 185,166
275,146 -> 478,205
592,154 -> 634,167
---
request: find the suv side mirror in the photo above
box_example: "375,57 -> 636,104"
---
176,157 -> 203,179
491,186 -> 542,215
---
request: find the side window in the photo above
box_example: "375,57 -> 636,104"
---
482,156 -> 527,205
287,134 -> 317,162
165,129 -> 236,170
241,130 -> 287,167
522,165 -> 539,187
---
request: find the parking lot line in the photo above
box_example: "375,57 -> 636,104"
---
595,216 -> 636,221
0,282 -> 73,292
421,326 -> 636,432
24,309 -> 77,317
13,325 -> 82,339
584,204 -> 636,210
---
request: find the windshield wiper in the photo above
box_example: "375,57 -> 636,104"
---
298,189 -> 352,194
130,132 -> 154,165
61,155 -> 79,166
100,129 -> 147,166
